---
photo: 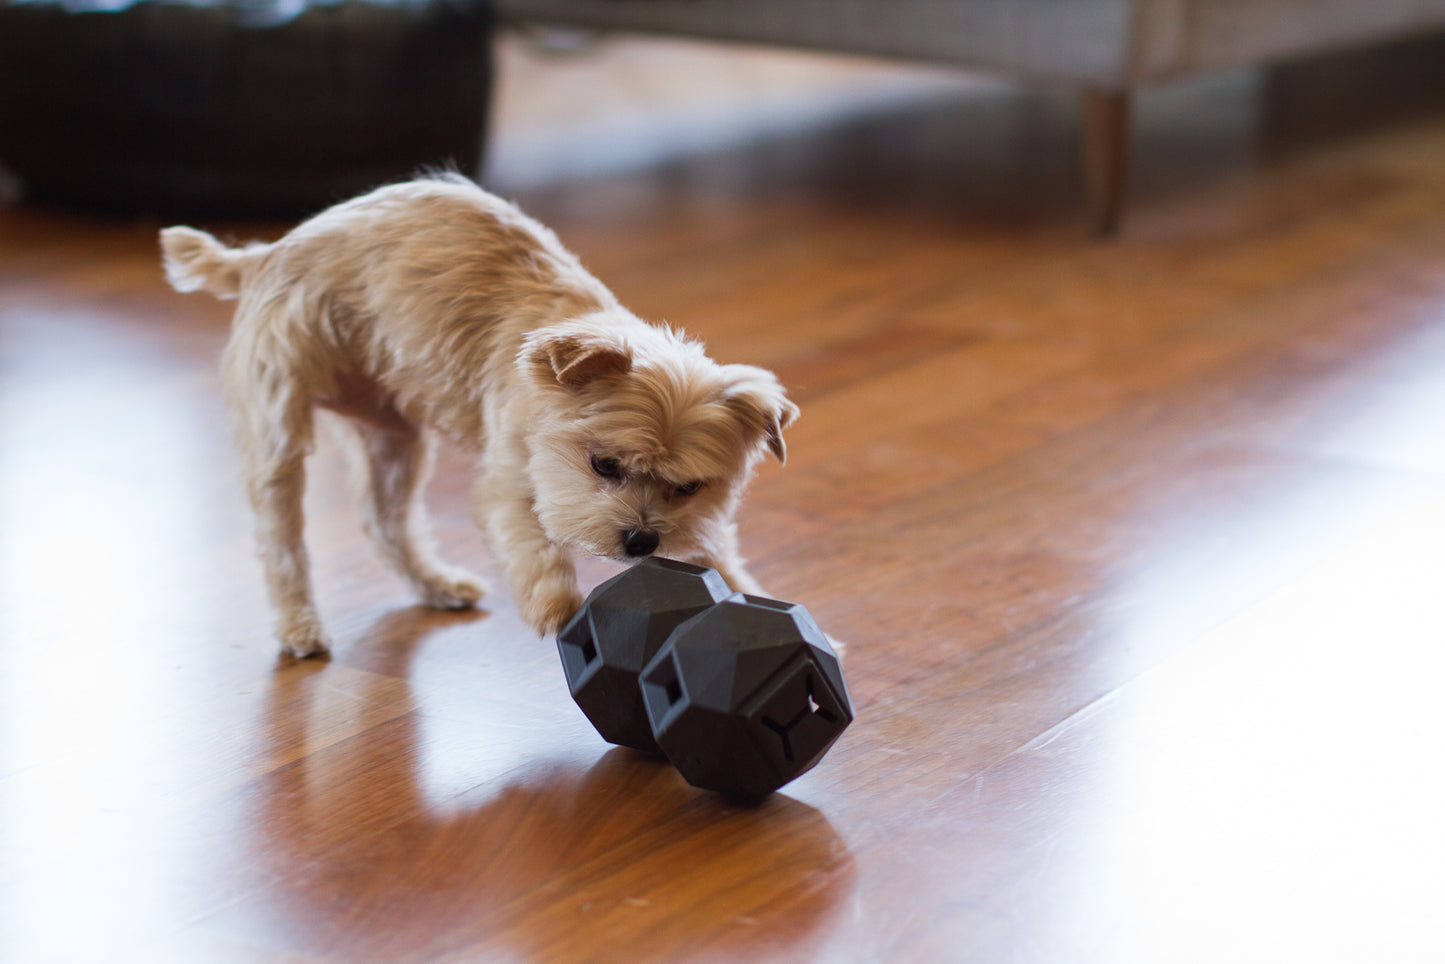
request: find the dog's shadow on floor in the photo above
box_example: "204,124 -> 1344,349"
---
243,604 -> 857,960
287,598 -> 493,674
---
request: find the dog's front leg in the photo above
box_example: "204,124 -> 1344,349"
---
708,556 -> 768,598
685,521 -> 769,597
471,469 -> 582,637
689,523 -> 848,660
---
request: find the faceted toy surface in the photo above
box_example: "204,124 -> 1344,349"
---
640,595 -> 853,798
557,558 -> 735,753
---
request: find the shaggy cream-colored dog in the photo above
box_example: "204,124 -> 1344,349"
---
161,174 -> 797,658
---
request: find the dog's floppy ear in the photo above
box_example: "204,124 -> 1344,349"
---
722,365 -> 800,464
523,325 -> 632,390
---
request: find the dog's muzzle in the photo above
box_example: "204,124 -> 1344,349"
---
623,528 -> 660,558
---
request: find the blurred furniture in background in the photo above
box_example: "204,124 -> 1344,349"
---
494,0 -> 1445,232
3,0 -> 1443,225
0,0 -> 493,217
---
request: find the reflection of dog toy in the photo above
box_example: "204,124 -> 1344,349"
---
558,558 -> 854,799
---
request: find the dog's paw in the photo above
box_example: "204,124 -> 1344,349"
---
278,611 -> 331,659
520,581 -> 583,637
418,569 -> 489,610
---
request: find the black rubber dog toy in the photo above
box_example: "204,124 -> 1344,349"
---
640,594 -> 851,799
557,558 -> 852,797
556,558 -> 733,754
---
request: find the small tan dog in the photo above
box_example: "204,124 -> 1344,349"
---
161,174 -> 797,658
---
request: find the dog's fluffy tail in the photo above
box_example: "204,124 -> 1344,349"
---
159,226 -> 266,300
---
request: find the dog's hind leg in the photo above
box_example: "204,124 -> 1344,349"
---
236,406 -> 330,659
223,325 -> 335,658
350,420 -> 488,610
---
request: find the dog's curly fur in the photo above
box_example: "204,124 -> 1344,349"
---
161,174 -> 797,657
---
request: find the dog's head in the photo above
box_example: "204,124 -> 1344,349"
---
518,315 -> 798,562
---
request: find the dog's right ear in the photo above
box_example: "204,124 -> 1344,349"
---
522,326 -> 633,390
722,364 -> 800,464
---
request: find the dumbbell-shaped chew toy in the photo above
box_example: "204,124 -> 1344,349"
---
557,558 -> 853,798
556,558 -> 734,754
641,594 -> 851,798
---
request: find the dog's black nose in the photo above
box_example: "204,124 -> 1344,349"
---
623,528 -> 660,558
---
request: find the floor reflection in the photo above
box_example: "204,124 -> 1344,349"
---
1095,482 -> 1445,963
210,606 -> 856,961
1079,326 -> 1445,961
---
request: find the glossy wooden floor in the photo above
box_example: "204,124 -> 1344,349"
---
4,42 -> 1445,963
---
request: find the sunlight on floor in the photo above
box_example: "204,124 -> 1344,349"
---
1095,356 -> 1445,962
0,307 -> 248,957
1105,495 -> 1445,961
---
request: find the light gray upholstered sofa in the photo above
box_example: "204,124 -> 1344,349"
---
494,0 -> 1445,231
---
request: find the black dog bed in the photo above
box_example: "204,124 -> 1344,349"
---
0,0 -> 492,217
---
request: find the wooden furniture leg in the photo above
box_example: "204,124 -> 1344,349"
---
1082,87 -> 1132,236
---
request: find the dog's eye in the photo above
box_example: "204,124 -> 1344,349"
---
590,455 -> 623,480
674,480 -> 704,498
